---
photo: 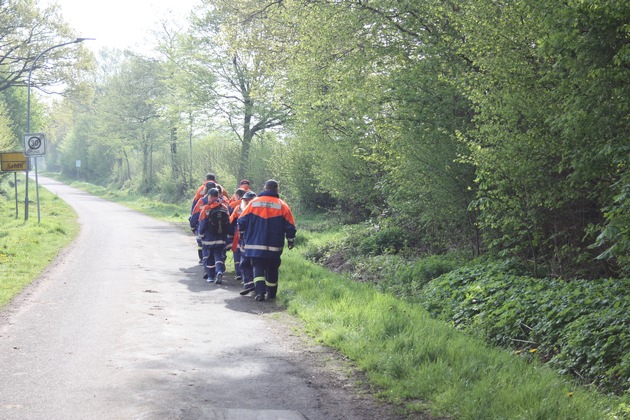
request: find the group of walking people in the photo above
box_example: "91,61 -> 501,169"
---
189,173 -> 297,302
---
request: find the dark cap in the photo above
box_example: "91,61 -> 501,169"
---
239,179 -> 250,185
208,188 -> 219,197
264,179 -> 279,191
206,173 -> 216,180
243,191 -> 257,200
205,181 -> 216,190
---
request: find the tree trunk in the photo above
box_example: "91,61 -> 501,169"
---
123,149 -> 132,182
238,96 -> 253,181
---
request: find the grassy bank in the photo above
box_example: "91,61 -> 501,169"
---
0,176 -> 79,307
279,250 -> 629,418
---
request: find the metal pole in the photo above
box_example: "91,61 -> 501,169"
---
24,162 -> 29,221
25,38 -> 95,221
35,156 -> 41,222
14,172 -> 18,219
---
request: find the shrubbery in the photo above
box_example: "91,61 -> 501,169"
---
417,264 -> 630,395
300,220 -> 630,397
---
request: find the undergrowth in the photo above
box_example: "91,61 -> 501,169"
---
298,220 -> 630,399
280,251 -> 628,419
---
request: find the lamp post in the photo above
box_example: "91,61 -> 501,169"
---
25,37 -> 95,221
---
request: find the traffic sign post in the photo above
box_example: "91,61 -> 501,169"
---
24,133 -> 46,156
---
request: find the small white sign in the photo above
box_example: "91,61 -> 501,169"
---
76,160 -> 81,167
24,133 -> 46,157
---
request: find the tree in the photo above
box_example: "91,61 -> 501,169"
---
222,0 -> 479,239
0,101 -> 14,151
453,0 -> 629,276
95,54 -> 169,191
0,0 -> 90,93
153,21 -> 197,197
186,0 -> 290,181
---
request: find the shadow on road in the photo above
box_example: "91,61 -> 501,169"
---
178,265 -> 287,316
179,265 -> 286,314
223,294 -> 286,316
179,265 -> 211,293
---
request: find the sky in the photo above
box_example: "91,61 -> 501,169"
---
51,0 -> 198,53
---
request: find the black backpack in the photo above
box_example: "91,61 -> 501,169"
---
207,206 -> 230,235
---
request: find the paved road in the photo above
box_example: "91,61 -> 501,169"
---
0,178 -> 397,420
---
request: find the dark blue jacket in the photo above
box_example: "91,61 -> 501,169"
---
237,191 -> 296,259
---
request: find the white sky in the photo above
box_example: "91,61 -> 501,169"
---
52,0 -> 199,53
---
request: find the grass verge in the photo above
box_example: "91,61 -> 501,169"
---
0,177 -> 79,307
278,250 -> 627,419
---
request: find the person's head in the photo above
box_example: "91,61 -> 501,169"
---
264,179 -> 279,193
204,181 -> 216,192
208,188 -> 219,198
239,179 -> 251,191
243,191 -> 257,202
234,188 -> 246,199
206,173 -> 216,181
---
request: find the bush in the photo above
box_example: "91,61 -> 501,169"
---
372,254 -> 462,298
550,306 -> 630,394
356,225 -> 406,255
335,222 -> 404,256
418,264 -> 630,395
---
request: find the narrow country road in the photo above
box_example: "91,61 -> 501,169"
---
0,177 -> 403,420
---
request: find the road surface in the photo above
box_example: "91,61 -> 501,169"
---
0,177 -> 404,420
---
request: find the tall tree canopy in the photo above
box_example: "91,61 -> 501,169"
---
0,0 -> 90,93
47,0 -> 629,276
186,0 -> 290,181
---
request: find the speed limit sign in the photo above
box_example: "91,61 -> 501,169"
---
24,133 -> 47,156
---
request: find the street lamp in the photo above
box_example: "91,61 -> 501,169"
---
25,37 -> 95,221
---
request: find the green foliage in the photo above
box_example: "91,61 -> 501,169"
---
0,89 -> 28,148
354,225 -> 406,256
46,0 -> 629,277
456,0 -> 629,277
0,0 -> 81,92
0,101 -> 15,151
375,254 -> 464,298
418,264 -> 630,395
591,181 -> 630,276
551,306 -> 630,394
271,131 -> 337,213
188,1 -> 290,181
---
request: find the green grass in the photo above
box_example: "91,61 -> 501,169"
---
0,177 -> 79,307
278,250 -> 628,419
